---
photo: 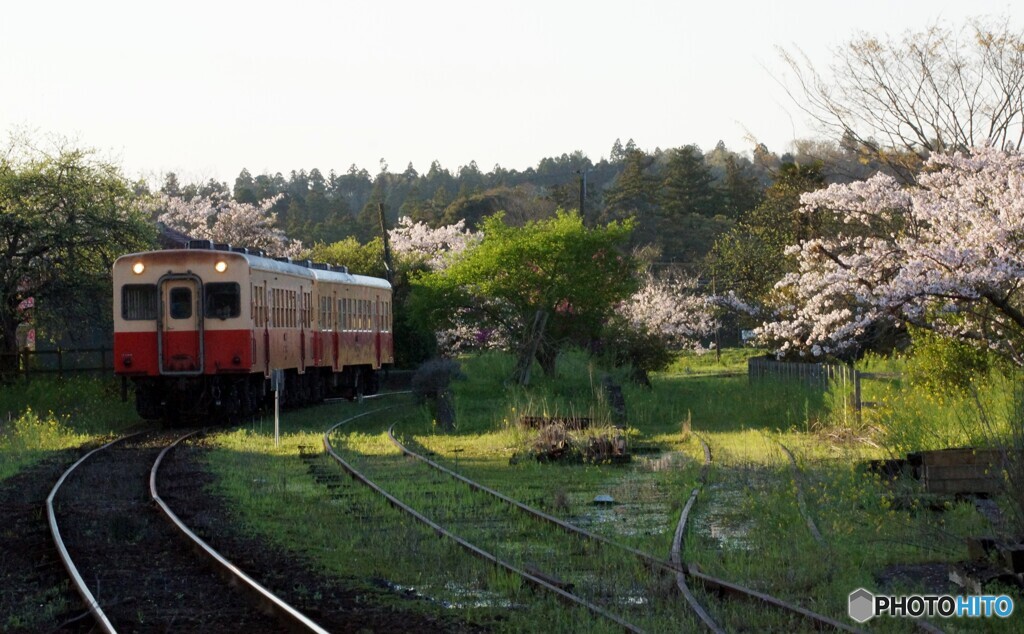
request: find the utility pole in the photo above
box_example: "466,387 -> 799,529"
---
576,168 -> 590,226
378,203 -> 394,284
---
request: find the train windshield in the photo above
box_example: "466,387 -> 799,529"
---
205,282 -> 241,319
122,284 -> 157,320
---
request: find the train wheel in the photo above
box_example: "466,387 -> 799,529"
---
311,371 -> 324,403
362,368 -> 380,396
134,381 -> 163,421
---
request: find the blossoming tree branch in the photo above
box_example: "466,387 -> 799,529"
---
756,147 -> 1024,365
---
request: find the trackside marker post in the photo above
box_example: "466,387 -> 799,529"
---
272,370 -> 284,448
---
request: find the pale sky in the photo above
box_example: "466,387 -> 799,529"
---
1,0 -> 1019,185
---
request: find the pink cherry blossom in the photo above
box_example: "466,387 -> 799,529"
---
757,147 -> 1024,364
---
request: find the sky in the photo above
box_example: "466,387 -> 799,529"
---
1,0 -> 1019,185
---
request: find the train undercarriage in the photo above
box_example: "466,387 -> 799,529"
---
131,366 -> 382,423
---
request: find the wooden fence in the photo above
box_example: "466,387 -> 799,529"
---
747,355 -> 856,388
0,347 -> 114,380
747,355 -> 903,420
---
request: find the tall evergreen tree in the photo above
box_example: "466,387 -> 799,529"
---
659,145 -> 718,218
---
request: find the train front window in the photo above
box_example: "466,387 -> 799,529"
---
122,284 -> 157,320
169,288 -> 192,319
205,282 -> 241,319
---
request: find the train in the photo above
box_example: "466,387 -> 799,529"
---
113,240 -> 393,421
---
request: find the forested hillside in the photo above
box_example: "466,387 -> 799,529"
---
155,137 -> 882,273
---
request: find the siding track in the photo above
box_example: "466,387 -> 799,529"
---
322,407 -> 863,632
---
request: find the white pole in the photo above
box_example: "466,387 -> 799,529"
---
274,387 -> 280,448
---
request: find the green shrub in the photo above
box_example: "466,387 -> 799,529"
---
905,329 -> 990,396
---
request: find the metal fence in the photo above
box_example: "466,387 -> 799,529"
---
0,347 -> 114,380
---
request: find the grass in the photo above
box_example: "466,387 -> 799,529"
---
205,404 -> 619,632
0,376 -> 138,480
195,348 -> 1022,631
663,347 -> 768,376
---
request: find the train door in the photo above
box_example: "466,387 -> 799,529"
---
262,281 -> 270,376
158,274 -> 203,374
332,290 -> 340,371
373,294 -> 382,368
299,285 -> 307,372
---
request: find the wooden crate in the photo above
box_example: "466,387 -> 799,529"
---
913,448 -> 1005,495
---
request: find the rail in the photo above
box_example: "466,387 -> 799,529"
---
150,430 -> 330,633
46,432 -> 147,634
322,410 -> 645,633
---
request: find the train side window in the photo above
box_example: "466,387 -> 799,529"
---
169,287 -> 192,319
205,282 -> 240,319
122,284 -> 157,320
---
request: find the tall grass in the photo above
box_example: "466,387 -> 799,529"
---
0,376 -> 137,480
663,347 -> 768,375
199,349 -> 1018,629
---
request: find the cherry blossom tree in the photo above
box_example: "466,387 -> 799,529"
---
157,192 -> 302,257
605,272 -> 717,384
780,18 -> 1024,182
617,273 -> 717,350
757,147 -> 1024,365
387,216 -> 480,270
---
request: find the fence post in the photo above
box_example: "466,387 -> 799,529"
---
854,369 -> 862,425
57,347 -> 63,379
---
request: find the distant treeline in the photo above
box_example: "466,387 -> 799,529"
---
157,136 -> 882,272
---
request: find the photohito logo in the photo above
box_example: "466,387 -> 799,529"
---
848,588 -> 1014,623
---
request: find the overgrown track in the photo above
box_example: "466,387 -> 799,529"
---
321,409 -> 864,630
323,411 -> 650,633
47,429 -> 326,633
671,436 -> 721,633
393,428 -> 864,630
772,441 -> 945,634
777,442 -> 827,546
671,436 -> 862,632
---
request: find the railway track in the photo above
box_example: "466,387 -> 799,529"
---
322,409 -> 861,632
47,429 -> 327,633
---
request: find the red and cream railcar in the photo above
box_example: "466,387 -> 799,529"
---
113,242 -> 393,421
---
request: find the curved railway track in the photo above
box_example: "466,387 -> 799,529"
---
322,408 -> 862,632
47,429 -> 327,633
777,441 -> 827,546
772,441 -> 946,634
323,410 -> 646,632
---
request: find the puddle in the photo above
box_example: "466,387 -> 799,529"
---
636,451 -> 690,472
690,486 -> 753,550
379,579 -> 518,609
441,581 -> 518,609
572,503 -> 671,537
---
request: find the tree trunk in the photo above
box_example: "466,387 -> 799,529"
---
513,310 -> 548,386
536,341 -> 558,377
0,314 -> 19,374
435,388 -> 456,431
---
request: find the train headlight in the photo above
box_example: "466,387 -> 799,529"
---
215,260 -> 228,273
132,262 -> 145,275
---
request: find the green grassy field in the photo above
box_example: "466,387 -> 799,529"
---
4,351 -> 1021,631
0,376 -> 137,480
